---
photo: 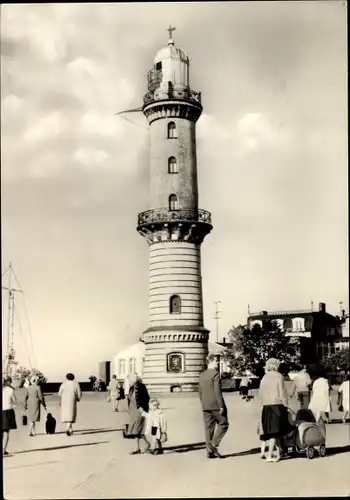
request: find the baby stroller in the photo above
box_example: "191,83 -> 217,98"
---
283,408 -> 326,459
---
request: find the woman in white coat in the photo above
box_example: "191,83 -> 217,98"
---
58,373 -> 82,436
309,369 -> 331,423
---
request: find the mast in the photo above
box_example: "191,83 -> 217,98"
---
2,262 -> 22,376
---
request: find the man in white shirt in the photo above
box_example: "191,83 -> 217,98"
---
2,375 -> 17,455
293,366 -> 312,409
337,374 -> 349,423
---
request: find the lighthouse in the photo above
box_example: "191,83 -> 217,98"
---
137,27 -> 212,392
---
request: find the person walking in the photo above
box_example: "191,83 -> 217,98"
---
124,374 -> 150,454
24,375 -> 47,437
198,354 -> 229,459
337,373 -> 349,423
107,375 -> 119,412
240,376 -> 251,401
58,373 -> 82,436
116,381 -> 125,411
309,369 -> 332,424
293,365 -> 312,409
2,375 -> 17,456
258,358 -> 289,463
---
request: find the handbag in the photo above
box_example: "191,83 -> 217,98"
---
22,413 -> 28,426
123,424 -> 134,439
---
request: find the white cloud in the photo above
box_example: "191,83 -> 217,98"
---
66,57 -> 102,77
1,6 -> 67,63
198,112 -> 292,160
24,111 -> 66,144
80,111 -> 122,137
236,112 -> 291,155
73,147 -> 109,169
2,94 -> 23,115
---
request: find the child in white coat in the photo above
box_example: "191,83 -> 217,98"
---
143,398 -> 167,455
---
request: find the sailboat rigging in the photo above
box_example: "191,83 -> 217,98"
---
2,263 -> 34,377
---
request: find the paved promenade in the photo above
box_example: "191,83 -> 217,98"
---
3,389 -> 350,499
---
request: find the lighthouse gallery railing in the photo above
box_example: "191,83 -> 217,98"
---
138,208 -> 211,226
143,88 -> 202,106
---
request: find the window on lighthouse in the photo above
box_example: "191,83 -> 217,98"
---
170,295 -> 181,314
168,157 -> 178,173
168,122 -> 176,139
169,194 -> 179,210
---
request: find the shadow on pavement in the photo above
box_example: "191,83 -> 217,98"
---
165,441 -> 206,453
221,447 -> 261,459
78,428 -> 124,435
219,444 -> 350,460
5,460 -> 60,470
36,427 -> 123,436
14,441 -> 109,454
325,445 -> 350,456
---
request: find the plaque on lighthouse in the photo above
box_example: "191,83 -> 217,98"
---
137,28 -> 212,393
167,352 -> 184,373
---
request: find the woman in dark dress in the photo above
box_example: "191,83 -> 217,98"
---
258,358 -> 290,462
124,374 -> 150,455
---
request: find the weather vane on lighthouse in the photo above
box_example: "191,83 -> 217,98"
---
167,25 -> 176,43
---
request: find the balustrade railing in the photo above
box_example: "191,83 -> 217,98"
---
137,207 -> 211,226
143,88 -> 202,106
147,68 -> 162,91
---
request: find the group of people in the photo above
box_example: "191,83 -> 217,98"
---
2,372 -> 82,455
2,359 -> 349,460
197,356 -> 349,463
291,364 -> 349,425
121,373 -> 168,455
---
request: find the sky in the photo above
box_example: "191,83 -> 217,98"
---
1,2 -> 348,381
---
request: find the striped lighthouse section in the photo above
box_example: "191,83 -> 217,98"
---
148,242 -> 203,327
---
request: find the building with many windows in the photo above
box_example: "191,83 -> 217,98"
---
111,342 -> 145,381
247,302 -> 348,364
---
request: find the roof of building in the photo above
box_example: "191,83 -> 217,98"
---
216,341 -> 233,348
248,309 -> 340,321
249,309 -> 313,318
113,341 -> 145,359
208,341 -> 232,354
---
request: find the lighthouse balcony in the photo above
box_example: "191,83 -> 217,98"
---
137,207 -> 211,227
147,68 -> 163,91
143,88 -> 202,106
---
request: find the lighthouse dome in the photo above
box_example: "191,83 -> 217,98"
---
154,43 -> 189,64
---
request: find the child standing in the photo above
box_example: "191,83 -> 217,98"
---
143,398 -> 167,455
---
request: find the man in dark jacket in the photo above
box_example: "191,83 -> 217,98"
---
199,354 -> 229,458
